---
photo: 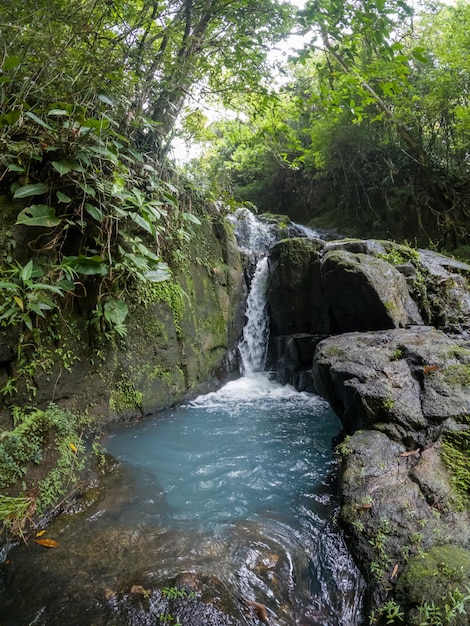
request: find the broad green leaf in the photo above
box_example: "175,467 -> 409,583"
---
85,203 -> 103,222
97,91 -> 117,107
56,191 -> 72,203
0,281 -> 20,291
80,118 -> 110,130
30,283 -> 64,295
51,161 -> 73,175
64,255 -> 108,276
89,145 -> 119,165
2,56 -> 21,71
182,212 -> 202,225
20,260 -> 34,282
7,164 -> 25,173
54,158 -> 83,172
78,182 -> 96,197
28,302 -> 48,317
103,299 -> 128,325
126,148 -> 144,163
23,313 -> 33,330
13,183 -> 48,199
57,279 -> 75,291
25,111 -> 53,130
412,47 -> 428,63
16,205 -> 61,227
47,109 -> 68,116
2,110 -> 21,125
130,211 -> 154,236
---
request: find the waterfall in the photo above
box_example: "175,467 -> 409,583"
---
229,208 -> 277,376
238,256 -> 270,374
230,207 -> 319,377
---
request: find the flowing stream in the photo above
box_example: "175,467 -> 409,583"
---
0,210 -> 364,625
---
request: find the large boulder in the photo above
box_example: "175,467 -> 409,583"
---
312,327 -> 470,619
321,249 -> 423,332
312,327 -> 470,443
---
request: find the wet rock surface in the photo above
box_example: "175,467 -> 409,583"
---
267,237 -> 470,621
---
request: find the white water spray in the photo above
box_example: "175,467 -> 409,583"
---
238,256 -> 270,374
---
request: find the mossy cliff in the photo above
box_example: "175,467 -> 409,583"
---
0,198 -> 245,527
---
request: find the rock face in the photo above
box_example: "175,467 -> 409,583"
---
267,236 -> 470,621
312,327 -> 470,443
0,216 -> 245,423
267,237 -> 470,389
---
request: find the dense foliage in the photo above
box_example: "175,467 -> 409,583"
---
199,0 -> 470,250
0,0 -> 293,529
0,0 -> 293,343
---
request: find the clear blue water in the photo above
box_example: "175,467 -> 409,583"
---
99,373 -> 364,624
105,374 -> 339,531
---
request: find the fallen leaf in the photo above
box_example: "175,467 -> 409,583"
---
35,529 -> 47,537
423,364 -> 440,375
391,563 -> 399,579
69,442 -> 78,453
400,449 -> 420,457
33,538 -> 59,548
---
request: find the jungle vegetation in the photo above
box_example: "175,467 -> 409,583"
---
195,0 -> 470,252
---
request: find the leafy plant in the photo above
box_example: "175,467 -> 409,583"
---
0,494 -> 36,540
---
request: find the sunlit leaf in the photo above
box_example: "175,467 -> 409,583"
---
13,295 -> 24,311
34,538 -> 59,548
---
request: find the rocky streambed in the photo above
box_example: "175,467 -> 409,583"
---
267,236 -> 470,623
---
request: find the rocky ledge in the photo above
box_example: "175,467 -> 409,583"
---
266,237 -> 470,623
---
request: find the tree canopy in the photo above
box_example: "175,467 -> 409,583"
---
197,0 -> 470,250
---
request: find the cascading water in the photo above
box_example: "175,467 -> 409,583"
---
238,255 -> 270,374
0,209 -> 365,626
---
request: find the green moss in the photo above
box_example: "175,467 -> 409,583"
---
275,237 -> 322,272
441,363 -> 470,388
396,545 -> 470,617
378,243 -> 419,267
109,378 -> 143,413
134,279 -> 187,336
441,430 -> 470,504
325,345 -> 346,358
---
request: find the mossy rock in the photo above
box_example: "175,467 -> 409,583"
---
453,245 -> 470,263
396,545 -> 470,623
